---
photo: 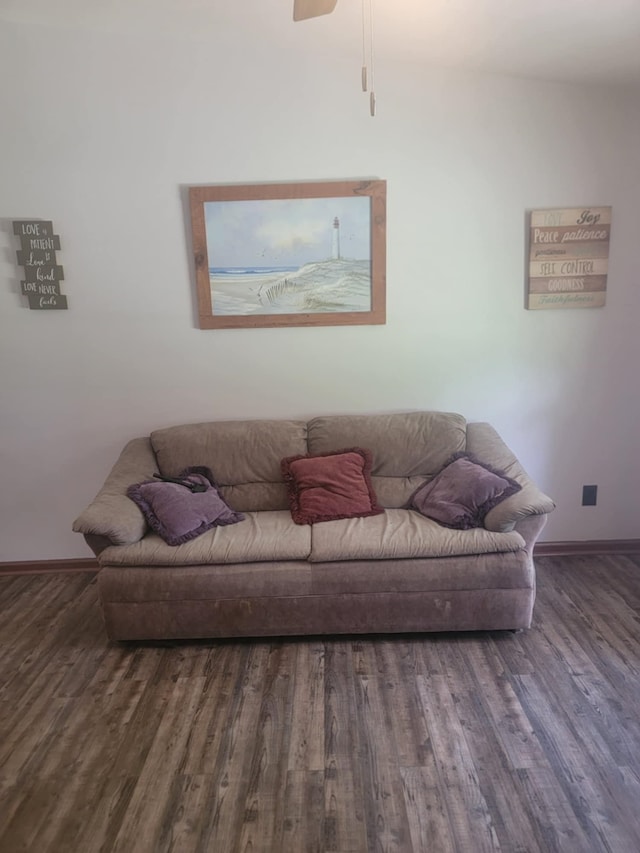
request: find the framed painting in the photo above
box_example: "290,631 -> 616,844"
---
189,179 -> 386,329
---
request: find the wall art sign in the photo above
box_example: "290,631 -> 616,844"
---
189,180 -> 386,329
527,207 -> 611,310
13,220 -> 68,310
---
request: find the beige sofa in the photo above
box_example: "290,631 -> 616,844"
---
73,411 -> 555,641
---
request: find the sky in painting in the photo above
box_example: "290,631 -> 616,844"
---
204,196 -> 371,268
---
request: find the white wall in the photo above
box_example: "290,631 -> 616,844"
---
1,14 -> 639,560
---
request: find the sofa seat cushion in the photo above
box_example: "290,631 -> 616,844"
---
98,511 -> 311,567
309,551 -> 534,595
98,561 -> 313,603
97,550 -> 532,611
309,509 -> 525,562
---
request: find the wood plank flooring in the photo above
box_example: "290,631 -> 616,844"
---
1,555 -> 640,852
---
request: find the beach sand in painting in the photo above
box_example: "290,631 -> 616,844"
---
211,271 -> 282,316
211,258 -> 371,316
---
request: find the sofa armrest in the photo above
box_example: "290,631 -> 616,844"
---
465,422 -> 555,533
72,437 -> 157,547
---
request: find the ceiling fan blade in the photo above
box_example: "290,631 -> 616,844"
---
293,0 -> 338,22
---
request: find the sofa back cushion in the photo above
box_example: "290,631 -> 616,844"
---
307,411 -> 467,507
151,412 -> 467,512
151,419 -> 307,511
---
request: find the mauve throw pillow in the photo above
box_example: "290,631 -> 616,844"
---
408,452 -> 522,530
282,448 -> 384,525
127,467 -> 244,546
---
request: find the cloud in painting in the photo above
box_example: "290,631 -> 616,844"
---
255,217 -> 328,254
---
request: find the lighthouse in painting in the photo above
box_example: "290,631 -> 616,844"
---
332,216 -> 341,260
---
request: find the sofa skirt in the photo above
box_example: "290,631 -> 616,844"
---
101,588 -> 534,641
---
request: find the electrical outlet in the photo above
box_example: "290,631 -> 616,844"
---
582,485 -> 597,506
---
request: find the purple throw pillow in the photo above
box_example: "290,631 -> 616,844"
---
408,452 -> 522,530
127,466 -> 244,546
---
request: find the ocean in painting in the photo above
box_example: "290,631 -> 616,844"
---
210,259 -> 371,315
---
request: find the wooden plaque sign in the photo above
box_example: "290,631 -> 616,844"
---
527,207 -> 611,310
13,220 -> 68,310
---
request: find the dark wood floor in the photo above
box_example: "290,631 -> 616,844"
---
1,555 -> 640,852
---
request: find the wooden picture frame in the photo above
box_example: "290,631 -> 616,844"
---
526,206 -> 611,310
189,179 -> 386,329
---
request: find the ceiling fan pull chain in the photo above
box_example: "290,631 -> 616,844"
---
369,0 -> 376,115
361,0 -> 368,91
293,0 -> 375,115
